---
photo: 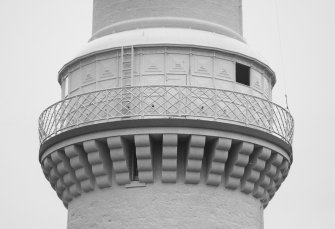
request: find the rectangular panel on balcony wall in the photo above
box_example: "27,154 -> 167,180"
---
133,54 -> 140,78
250,69 -> 263,92
141,54 -> 164,75
166,74 -> 187,85
81,63 -> 96,85
69,69 -> 81,94
97,57 -> 118,81
166,54 -> 189,75
214,58 -> 235,81
264,76 -> 271,98
190,75 -> 212,87
141,75 -> 165,86
191,55 -> 213,77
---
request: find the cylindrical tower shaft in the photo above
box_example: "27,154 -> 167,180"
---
68,184 -> 263,228
91,0 -> 243,41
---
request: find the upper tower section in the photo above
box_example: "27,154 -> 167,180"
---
58,0 -> 276,102
41,0 -> 293,158
91,0 -> 243,41
39,1 -> 294,215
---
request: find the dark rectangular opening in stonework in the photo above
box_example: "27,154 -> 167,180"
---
132,149 -> 139,181
127,138 -> 139,181
236,63 -> 250,86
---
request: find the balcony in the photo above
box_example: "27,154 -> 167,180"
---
39,85 -> 294,147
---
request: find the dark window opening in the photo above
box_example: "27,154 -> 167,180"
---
236,63 -> 250,86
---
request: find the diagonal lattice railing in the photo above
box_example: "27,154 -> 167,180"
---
39,86 -> 294,145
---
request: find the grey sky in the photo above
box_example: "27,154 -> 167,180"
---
0,0 -> 334,228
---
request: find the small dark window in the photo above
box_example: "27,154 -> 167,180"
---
236,63 -> 250,86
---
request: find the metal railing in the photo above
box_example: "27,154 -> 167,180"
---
39,85 -> 294,145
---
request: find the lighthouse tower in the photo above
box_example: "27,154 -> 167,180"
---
39,1 -> 294,228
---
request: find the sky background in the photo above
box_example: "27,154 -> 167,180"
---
0,0 -> 334,228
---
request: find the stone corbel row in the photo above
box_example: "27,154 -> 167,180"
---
41,134 -> 290,207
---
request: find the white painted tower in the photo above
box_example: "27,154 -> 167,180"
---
39,1 -> 294,228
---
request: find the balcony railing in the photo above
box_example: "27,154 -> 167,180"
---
39,85 -> 294,145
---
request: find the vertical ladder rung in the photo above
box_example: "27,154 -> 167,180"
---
120,46 -> 134,115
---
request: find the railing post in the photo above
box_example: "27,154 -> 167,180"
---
105,89 -> 108,120
267,101 -> 272,134
53,106 -> 57,137
164,86 -> 167,116
245,99 -> 249,125
76,95 -> 80,127
178,86 -> 181,117
214,89 -> 217,120
269,104 -> 274,134
141,86 -> 144,118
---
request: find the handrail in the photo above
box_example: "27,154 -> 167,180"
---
38,85 -> 294,145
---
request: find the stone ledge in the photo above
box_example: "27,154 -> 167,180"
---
39,119 -> 293,162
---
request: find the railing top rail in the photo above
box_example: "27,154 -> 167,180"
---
38,85 -> 294,146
